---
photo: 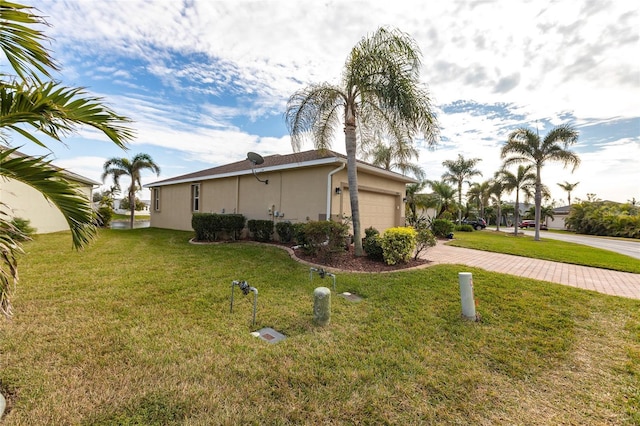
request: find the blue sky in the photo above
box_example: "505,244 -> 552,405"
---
10,0 -> 640,204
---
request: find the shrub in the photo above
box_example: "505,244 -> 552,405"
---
380,227 -> 417,265
292,222 -> 308,246
7,217 -> 36,241
192,213 -> 245,241
297,220 -> 348,260
363,226 -> 383,261
413,223 -> 437,260
454,224 -> 474,232
275,221 -> 294,243
248,219 -> 274,242
432,219 -> 455,238
96,206 -> 113,227
566,200 -> 639,239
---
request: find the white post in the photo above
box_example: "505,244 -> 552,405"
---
458,272 -> 476,320
313,287 -> 331,326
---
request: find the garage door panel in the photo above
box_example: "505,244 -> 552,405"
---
342,191 -> 396,232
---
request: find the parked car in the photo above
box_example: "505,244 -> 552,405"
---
461,218 -> 487,230
518,220 -> 548,230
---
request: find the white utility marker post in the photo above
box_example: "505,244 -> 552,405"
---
458,272 -> 477,320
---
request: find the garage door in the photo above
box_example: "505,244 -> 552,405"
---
342,191 -> 397,233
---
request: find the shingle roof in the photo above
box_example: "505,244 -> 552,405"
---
147,149 -> 416,187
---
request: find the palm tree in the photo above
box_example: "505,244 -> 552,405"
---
404,181 -> 440,226
364,139 -> 425,180
489,175 -> 507,231
467,180 -> 492,220
0,2 -> 134,318
499,165 -> 536,237
285,27 -> 439,256
525,204 -> 555,224
557,181 -> 579,206
427,179 -> 457,219
501,125 -> 580,241
442,154 -> 482,224
102,154 -> 160,229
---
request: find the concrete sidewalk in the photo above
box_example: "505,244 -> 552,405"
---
424,242 -> 640,300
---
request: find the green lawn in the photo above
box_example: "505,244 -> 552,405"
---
1,229 -> 638,424
447,229 -> 640,273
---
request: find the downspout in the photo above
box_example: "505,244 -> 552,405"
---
326,162 -> 346,221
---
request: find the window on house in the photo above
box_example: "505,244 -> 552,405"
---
153,187 -> 161,212
191,183 -> 200,212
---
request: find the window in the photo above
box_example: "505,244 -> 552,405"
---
153,187 -> 161,212
191,183 -> 200,212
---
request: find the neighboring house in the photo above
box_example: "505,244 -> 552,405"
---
0,152 -> 99,234
548,205 -> 571,230
145,149 -> 415,234
113,198 -> 151,215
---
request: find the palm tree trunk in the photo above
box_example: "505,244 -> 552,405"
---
514,192 -> 519,237
129,190 -> 135,229
534,166 -> 542,241
457,182 -> 463,224
345,123 -> 363,256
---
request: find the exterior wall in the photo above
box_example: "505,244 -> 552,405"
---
331,168 -> 406,232
0,178 -> 93,234
548,214 -> 568,230
150,164 -> 409,234
150,165 -> 335,231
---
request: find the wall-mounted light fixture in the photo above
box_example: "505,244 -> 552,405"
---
402,197 -> 407,202
335,187 -> 342,195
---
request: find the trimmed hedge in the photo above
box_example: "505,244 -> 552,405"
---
192,213 -> 245,241
248,219 -> 274,242
432,218 -> 455,238
380,226 -> 417,265
296,220 -> 349,260
363,226 -> 384,261
275,221 -> 294,243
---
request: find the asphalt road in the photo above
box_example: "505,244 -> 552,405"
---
503,227 -> 640,259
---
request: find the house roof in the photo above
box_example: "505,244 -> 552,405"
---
553,205 -> 571,214
146,149 -> 418,187
2,148 -> 100,186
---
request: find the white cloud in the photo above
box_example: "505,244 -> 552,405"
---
26,0 -> 638,205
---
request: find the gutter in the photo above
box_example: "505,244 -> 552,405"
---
326,163 -> 346,221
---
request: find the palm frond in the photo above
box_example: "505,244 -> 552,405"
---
285,84 -> 344,152
0,1 -> 57,81
0,148 -> 97,249
0,81 -> 134,149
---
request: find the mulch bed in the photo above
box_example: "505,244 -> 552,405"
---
290,244 -> 429,273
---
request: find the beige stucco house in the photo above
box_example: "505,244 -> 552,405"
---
0,153 -> 99,234
145,150 -> 415,234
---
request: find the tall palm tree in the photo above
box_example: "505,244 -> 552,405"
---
557,181 -> 579,206
499,164 -> 536,237
501,125 -> 580,241
0,2 -> 134,318
285,27 -> 439,256
442,154 -> 482,224
102,154 -> 160,229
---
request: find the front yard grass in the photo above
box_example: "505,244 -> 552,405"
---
1,228 -> 638,424
448,229 -> 640,273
